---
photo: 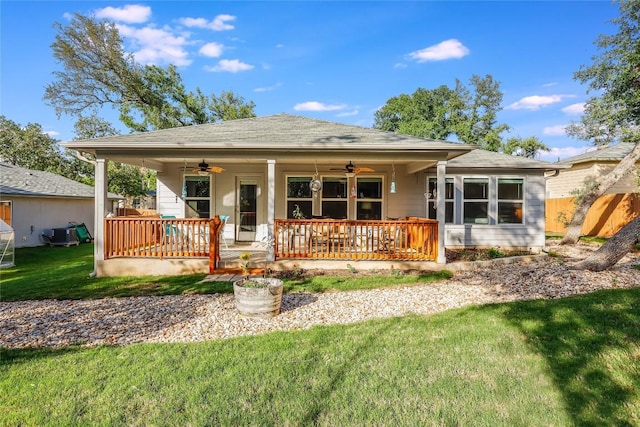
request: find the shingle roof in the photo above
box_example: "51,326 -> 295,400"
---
559,143 -> 636,165
448,148 -> 566,170
0,162 -> 123,199
63,113 -> 472,150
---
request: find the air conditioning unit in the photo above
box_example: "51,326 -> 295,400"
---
49,227 -> 80,246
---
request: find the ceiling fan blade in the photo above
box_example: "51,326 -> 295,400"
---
207,166 -> 225,173
355,166 -> 375,173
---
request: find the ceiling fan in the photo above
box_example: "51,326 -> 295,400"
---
192,159 -> 224,174
330,161 -> 375,175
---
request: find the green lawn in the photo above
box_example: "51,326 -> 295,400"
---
1,245 -> 639,425
0,244 -> 451,301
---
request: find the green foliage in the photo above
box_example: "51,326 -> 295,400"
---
503,136 -> 550,159
568,1 -> 640,146
0,116 -> 68,174
487,247 -> 506,259
373,74 -> 511,151
45,13 -> 256,133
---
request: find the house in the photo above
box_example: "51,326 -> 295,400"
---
0,162 -> 122,248
546,143 -> 640,236
62,114 -> 564,277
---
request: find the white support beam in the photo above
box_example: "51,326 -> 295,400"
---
266,159 -> 276,262
94,158 -> 107,275
436,160 -> 447,264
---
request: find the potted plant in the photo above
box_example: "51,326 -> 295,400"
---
233,277 -> 284,318
233,252 -> 284,318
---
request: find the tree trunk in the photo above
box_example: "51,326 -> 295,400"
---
560,142 -> 640,245
571,215 -> 640,271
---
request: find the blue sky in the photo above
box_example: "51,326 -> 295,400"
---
1,1 -> 619,161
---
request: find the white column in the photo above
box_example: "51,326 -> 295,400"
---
436,160 -> 447,264
94,158 -> 107,275
266,159 -> 276,262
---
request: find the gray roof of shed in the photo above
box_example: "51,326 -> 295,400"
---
558,143 -> 636,165
0,162 -> 123,199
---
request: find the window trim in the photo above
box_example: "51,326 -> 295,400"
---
183,173 -> 212,218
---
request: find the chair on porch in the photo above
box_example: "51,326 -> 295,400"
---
160,215 -> 179,246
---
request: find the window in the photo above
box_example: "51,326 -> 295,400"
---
321,177 -> 348,219
356,177 -> 382,220
427,178 -> 454,223
184,175 -> 210,218
498,178 -> 524,224
463,178 -> 489,224
286,176 -> 313,219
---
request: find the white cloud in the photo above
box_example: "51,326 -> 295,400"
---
205,59 -> 254,72
117,24 -> 191,66
562,102 -> 586,115
506,94 -> 574,110
393,62 -> 408,69
179,14 -> 236,31
407,39 -> 469,62
44,130 -> 60,137
336,109 -> 359,117
199,42 -> 224,58
539,146 -> 596,162
294,102 -> 347,112
95,5 -> 151,24
543,125 -> 567,136
254,82 -> 283,92
542,82 -> 558,87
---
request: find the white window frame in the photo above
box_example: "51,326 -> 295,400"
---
355,175 -> 384,220
497,177 -> 525,224
427,177 -> 455,223
285,175 -> 314,219
183,174 -> 211,218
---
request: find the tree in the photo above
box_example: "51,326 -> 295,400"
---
71,115 -> 151,199
45,13 -> 255,132
502,136 -> 550,159
373,74 -> 510,151
373,86 -> 460,140
0,116 -> 68,174
454,74 -> 510,151
560,0 -> 640,271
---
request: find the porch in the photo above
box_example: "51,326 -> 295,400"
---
101,216 -> 438,275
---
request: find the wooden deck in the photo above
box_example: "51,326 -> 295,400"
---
103,217 -> 439,270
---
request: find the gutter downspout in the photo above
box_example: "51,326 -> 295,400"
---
73,151 -> 100,278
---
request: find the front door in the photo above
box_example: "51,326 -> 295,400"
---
236,177 -> 259,241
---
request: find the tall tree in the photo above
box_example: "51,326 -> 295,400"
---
503,136 -> 550,159
561,0 -> 640,270
373,74 -> 510,150
45,13 -> 255,132
71,115 -> 151,199
454,74 -> 510,151
0,116 -> 68,174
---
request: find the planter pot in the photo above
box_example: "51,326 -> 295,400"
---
233,277 -> 284,318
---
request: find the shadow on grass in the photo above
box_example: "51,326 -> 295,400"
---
494,288 -> 640,426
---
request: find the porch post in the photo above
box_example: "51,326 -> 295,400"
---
436,160 -> 447,264
266,159 -> 276,262
94,158 -> 107,275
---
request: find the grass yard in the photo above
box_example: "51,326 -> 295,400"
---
0,244 -> 451,301
2,288 -> 639,426
1,244 -> 639,425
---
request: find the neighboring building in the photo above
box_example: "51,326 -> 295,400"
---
546,143 -> 640,236
62,114 -> 564,276
0,162 -> 122,248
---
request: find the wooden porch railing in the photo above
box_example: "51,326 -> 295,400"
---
104,216 -> 224,272
274,218 -> 438,261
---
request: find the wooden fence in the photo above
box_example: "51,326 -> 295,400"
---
546,193 -> 640,237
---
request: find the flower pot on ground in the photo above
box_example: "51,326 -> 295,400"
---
233,277 -> 284,318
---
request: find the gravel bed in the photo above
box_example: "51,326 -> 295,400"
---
1,244 -> 638,349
